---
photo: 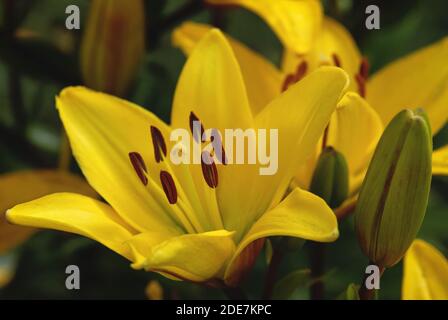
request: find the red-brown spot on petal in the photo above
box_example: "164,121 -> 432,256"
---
150,126 -> 167,163
189,111 -> 205,143
201,151 -> 219,188
332,53 -> 342,68
160,171 -> 177,204
129,152 -> 148,186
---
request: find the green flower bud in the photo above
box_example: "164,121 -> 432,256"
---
309,147 -> 349,209
355,109 -> 432,268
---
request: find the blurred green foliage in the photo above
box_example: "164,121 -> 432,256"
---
0,0 -> 447,299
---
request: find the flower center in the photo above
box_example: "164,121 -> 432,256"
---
188,111 -> 224,187
128,112 -> 225,208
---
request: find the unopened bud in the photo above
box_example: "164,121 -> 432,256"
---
355,109 -> 432,268
309,147 -> 349,209
80,0 -> 145,96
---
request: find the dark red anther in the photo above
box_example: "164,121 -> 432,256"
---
281,74 -> 296,92
160,171 -> 177,204
189,111 -> 205,143
355,73 -> 366,98
295,61 -> 308,82
150,126 -> 167,163
210,128 -> 228,165
201,151 -> 219,189
332,53 -> 342,68
359,57 -> 370,79
129,152 -> 148,186
281,61 -> 308,92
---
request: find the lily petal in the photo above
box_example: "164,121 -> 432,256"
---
225,187 -> 338,284
367,37 -> 448,134
172,28 -> 261,236
250,67 -> 348,220
172,21 -> 283,115
206,0 -> 323,53
0,170 -> 96,253
433,145 -> 448,175
172,28 -> 253,130
402,239 -> 448,300
128,230 -> 236,282
7,193 -> 137,260
328,92 -> 383,191
57,87 -> 188,235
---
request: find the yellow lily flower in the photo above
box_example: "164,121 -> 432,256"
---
173,4 -> 448,212
285,28 -> 448,190
402,239 -> 448,300
231,0 -> 448,177
0,170 -> 96,254
80,0 -> 145,96
172,21 -> 383,210
7,30 -> 348,286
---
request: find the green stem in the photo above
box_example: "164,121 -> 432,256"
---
262,249 -> 284,299
309,242 -> 326,300
358,263 -> 385,300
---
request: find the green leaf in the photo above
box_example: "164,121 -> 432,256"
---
272,269 -> 311,300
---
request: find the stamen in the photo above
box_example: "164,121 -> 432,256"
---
201,151 -> 218,188
189,111 -> 205,143
160,170 -> 177,204
332,53 -> 342,68
129,152 -> 148,186
295,61 -> 308,82
150,126 -> 167,163
359,57 -> 370,79
281,61 -> 308,92
281,74 -> 296,92
210,128 -> 228,165
355,73 -> 366,98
